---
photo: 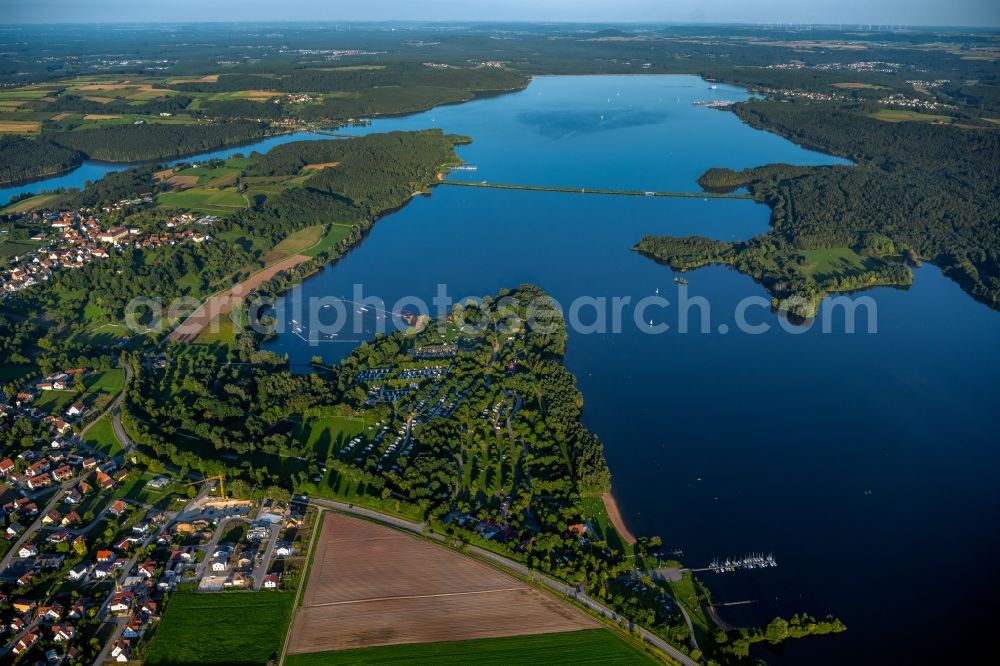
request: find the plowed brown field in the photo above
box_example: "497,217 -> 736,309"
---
286,513 -> 596,654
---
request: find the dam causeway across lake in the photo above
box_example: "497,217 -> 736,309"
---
439,180 -> 753,199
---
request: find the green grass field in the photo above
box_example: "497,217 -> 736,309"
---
145,591 -> 296,666
581,496 -> 627,553
302,223 -> 354,258
284,630 -> 660,665
157,187 -> 247,215
295,414 -> 365,460
869,108 -> 953,123
798,247 -> 882,282
82,415 -> 123,456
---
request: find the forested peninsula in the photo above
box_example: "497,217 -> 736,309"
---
637,98 -> 1000,315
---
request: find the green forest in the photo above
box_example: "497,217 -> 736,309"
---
637,98 -> 1000,314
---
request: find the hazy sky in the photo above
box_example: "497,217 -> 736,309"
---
4,0 -> 998,27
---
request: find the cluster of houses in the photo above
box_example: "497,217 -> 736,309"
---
0,206 -> 210,299
765,60 -> 904,73
880,93 -> 950,111
759,87 -> 848,102
7,596 -> 102,660
0,445 -> 123,502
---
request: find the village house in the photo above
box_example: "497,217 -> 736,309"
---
122,615 -> 145,639
0,457 -> 14,475
51,464 -> 74,482
52,623 -> 75,642
26,474 -> 52,490
13,629 -> 39,655
67,563 -> 91,581
95,470 -> 114,490
40,601 -> 64,620
12,598 -> 37,614
263,573 -> 280,589
111,638 -> 132,662
109,591 -> 134,614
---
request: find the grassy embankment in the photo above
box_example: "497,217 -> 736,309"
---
284,630 -> 661,666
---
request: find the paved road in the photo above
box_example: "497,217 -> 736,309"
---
252,519 -> 281,591
0,478 -> 78,572
307,499 -> 700,666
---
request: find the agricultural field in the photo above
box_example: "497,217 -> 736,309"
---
284,629 -> 660,666
0,193 -> 64,213
145,591 -> 296,665
831,82 -> 886,90
0,120 -> 41,133
156,186 -> 248,215
260,225 -> 325,263
0,238 -> 43,265
286,513 -> 596,656
869,108 -> 954,123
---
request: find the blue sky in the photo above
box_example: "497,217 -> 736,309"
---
4,0 -> 998,27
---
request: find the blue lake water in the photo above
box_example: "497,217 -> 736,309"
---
263,76 -> 1000,664
0,131 -> 336,205
7,75 -> 998,662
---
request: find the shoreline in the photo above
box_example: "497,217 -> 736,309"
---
601,491 -> 637,546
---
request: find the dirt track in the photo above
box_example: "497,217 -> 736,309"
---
167,254 -> 311,342
286,513 -> 596,654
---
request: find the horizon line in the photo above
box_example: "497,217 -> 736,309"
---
2,20 -> 998,31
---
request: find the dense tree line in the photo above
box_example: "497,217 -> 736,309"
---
640,98 -> 1000,313
46,93 -> 195,117
0,135 -> 83,186
48,120 -> 271,162
164,63 -> 526,96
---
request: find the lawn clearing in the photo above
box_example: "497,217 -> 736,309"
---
799,247 -> 882,282
286,513 -> 596,655
301,223 -> 354,258
82,415 -> 123,456
146,591 -> 296,666
295,414 -> 365,460
581,496 -> 628,553
869,108 -> 953,123
284,629 -> 659,665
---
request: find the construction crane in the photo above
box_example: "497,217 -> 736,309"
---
184,473 -> 226,499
